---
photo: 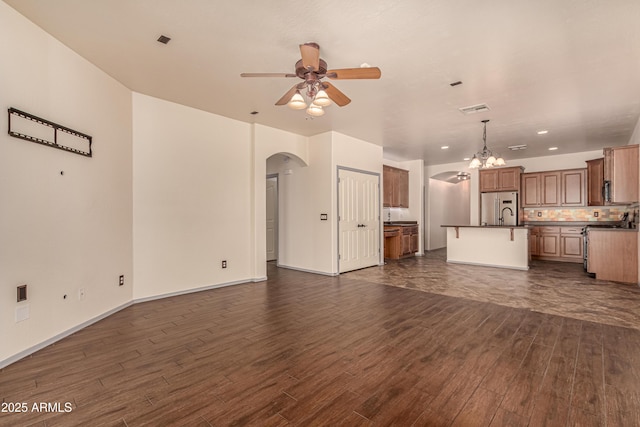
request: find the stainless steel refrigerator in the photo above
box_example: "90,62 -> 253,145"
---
481,192 -> 518,226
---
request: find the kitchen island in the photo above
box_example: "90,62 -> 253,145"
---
441,225 -> 530,270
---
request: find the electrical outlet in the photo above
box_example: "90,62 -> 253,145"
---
222,260 -> 227,269
537,211 -> 542,217
119,275 -> 125,286
78,288 -> 85,301
594,211 -> 599,217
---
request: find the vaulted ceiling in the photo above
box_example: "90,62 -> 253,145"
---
4,0 -> 640,165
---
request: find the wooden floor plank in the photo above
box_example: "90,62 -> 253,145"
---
3,251 -> 640,425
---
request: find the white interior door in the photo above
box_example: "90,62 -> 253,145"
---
339,169 -> 380,273
266,176 -> 277,262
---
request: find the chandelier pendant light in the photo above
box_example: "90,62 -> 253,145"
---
469,119 -> 505,169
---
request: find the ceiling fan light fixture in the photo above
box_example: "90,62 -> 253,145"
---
313,89 -> 331,107
306,103 -> 324,117
288,91 -> 306,110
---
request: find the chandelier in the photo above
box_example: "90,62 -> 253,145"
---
469,119 -> 505,169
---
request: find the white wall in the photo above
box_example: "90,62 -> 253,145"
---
132,93 -> 253,299
428,179 -> 471,250
0,2 -> 133,365
516,150 -> 603,173
253,124 -> 309,280
268,131 -> 383,275
425,160 -> 480,250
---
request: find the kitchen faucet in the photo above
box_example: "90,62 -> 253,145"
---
499,207 -> 514,225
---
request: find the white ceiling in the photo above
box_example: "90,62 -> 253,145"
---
4,0 -> 640,165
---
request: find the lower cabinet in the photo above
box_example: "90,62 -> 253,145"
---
530,226 -> 583,263
385,225 -> 419,259
587,229 -> 638,283
559,227 -> 584,260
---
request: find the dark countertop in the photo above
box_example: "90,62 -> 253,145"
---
440,224 -> 530,229
383,221 -> 418,225
585,227 -> 638,233
524,221 -> 623,227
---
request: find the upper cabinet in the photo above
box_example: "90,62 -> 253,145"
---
383,165 -> 409,208
585,158 -> 605,206
604,144 -> 639,204
560,169 -> 587,206
479,166 -> 523,192
521,169 -> 586,208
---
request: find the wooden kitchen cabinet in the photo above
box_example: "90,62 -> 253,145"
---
521,169 -> 585,207
538,227 -> 560,258
479,166 -> 523,192
383,165 -> 409,208
522,172 -> 560,207
560,169 -> 586,206
385,224 -> 418,259
585,158 -> 605,206
529,227 -> 540,256
559,226 -> 583,260
604,144 -> 639,204
588,229 -> 638,283
530,225 -> 583,263
402,225 -> 419,256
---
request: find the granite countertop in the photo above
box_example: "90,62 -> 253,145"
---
440,224 -> 530,229
584,227 -> 638,232
526,221 -> 637,231
523,221 -> 623,227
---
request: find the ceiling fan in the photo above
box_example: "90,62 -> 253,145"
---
240,42 -> 381,116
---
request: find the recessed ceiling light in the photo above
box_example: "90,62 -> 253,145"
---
508,144 -> 527,151
537,130 -> 548,135
463,157 -> 470,161
441,146 -> 449,150
157,35 -> 171,44
548,146 -> 558,151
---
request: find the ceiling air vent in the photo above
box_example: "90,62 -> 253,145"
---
508,144 -> 528,151
458,103 -> 490,115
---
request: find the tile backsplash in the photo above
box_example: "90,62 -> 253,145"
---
523,207 -> 633,222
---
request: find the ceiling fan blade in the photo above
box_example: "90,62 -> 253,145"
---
326,67 -> 381,79
240,73 -> 297,78
300,43 -> 320,71
275,84 -> 300,106
322,82 -> 351,107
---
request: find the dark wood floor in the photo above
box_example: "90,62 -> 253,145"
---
1,253 -> 640,426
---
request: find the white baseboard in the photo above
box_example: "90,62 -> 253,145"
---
133,278 -> 253,304
276,263 -> 339,276
1,278 -> 265,369
0,301 -> 133,370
